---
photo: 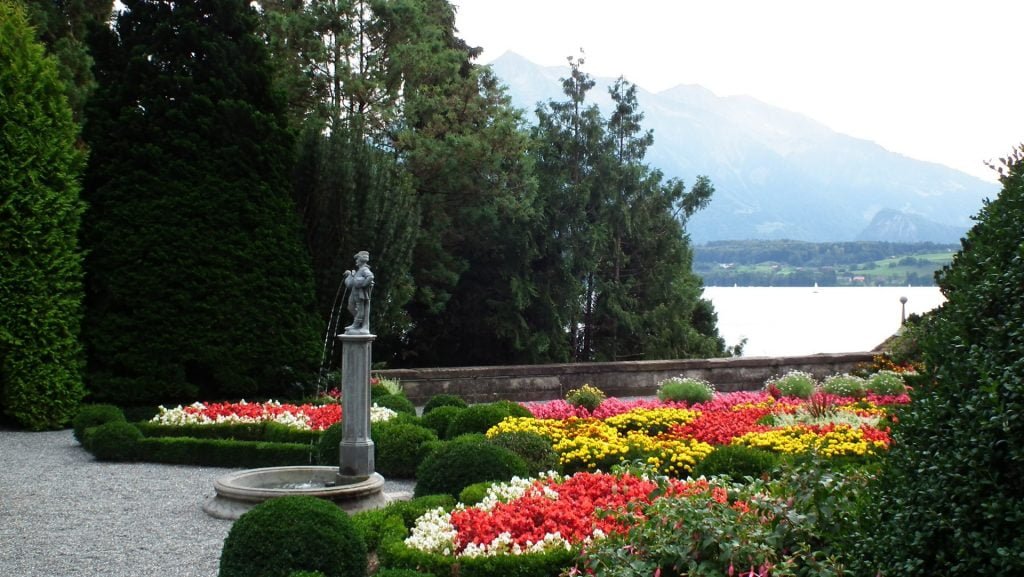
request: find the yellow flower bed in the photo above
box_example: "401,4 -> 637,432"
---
604,407 -> 700,435
732,424 -> 887,458
487,415 -> 712,475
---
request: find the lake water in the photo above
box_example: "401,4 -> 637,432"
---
702,286 -> 945,357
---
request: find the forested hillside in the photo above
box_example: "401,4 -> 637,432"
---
695,240 -> 958,286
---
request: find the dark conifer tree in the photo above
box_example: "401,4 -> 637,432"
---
0,0 -> 88,429
82,0 -> 321,404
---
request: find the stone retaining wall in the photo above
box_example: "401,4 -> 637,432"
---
376,352 -> 877,405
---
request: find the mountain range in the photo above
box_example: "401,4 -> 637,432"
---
488,52 -> 998,243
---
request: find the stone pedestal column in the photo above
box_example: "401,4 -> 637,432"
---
336,332 -> 376,483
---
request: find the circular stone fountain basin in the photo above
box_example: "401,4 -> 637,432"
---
203,466 -> 386,520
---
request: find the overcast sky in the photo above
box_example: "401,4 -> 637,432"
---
453,0 -> 1023,182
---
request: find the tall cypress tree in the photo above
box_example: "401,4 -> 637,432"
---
82,0 -> 321,404
0,0 -> 87,429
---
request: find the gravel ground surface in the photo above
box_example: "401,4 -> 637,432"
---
0,428 -> 416,577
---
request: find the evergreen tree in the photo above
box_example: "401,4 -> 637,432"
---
0,0 -> 87,429
20,0 -> 112,122
531,61 -> 725,362
81,0 -> 321,404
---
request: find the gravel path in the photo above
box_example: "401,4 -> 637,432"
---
0,428 -> 415,577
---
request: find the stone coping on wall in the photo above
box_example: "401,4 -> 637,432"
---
376,352 -> 877,405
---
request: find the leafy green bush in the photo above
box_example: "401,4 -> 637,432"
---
866,370 -> 906,395
691,444 -> 780,480
72,404 -> 126,444
488,431 -> 560,474
374,422 -> 438,478
847,148 -> 1024,577
374,393 -> 417,416
565,384 -> 606,412
419,406 -> 464,439
657,376 -> 715,404
316,423 -> 342,466
219,495 -> 366,577
492,400 -> 532,418
414,436 -> 528,498
422,394 -> 468,414
821,373 -> 868,398
352,496 -> 454,552
766,370 -> 817,399
446,403 -> 519,438
83,420 -> 142,461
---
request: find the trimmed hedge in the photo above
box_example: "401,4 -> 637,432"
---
446,402 -> 528,438
135,420 -> 319,444
422,394 -> 468,414
72,404 -> 126,443
83,420 -> 143,461
136,436 -> 313,468
374,394 -> 417,416
420,406 -> 464,440
374,423 -> 438,478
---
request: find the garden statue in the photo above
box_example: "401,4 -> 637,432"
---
343,251 -> 374,334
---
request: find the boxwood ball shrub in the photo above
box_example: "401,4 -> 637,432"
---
657,377 -> 715,404
422,394 -> 468,414
487,431 -> 560,474
767,370 -> 817,399
866,370 -> 906,395
72,404 -> 126,444
821,373 -> 868,398
83,420 -> 142,461
419,406 -> 464,439
691,444 -> 781,480
219,495 -> 366,577
374,393 -> 416,416
315,423 -> 342,466
414,436 -> 529,498
374,422 -> 438,478
446,402 -> 527,438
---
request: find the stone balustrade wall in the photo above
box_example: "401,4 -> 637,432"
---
376,352 -> 878,405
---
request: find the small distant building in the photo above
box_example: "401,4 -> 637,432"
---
851,275 -> 866,284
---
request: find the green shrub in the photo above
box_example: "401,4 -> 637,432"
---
72,404 -> 126,444
458,481 -> 493,506
492,400 -> 532,418
83,420 -> 142,461
384,494 -> 456,528
374,394 -> 417,416
446,402 -> 527,438
565,384 -> 606,412
657,377 -> 715,404
374,423 -> 438,478
316,423 -> 342,466
219,495 -> 366,577
866,370 -> 906,395
422,394 -> 468,414
371,384 -> 391,399
289,572 -> 327,577
766,370 -> 817,399
374,570 -> 435,577
821,373 -> 868,398
847,148 -> 1024,577
414,437 -> 529,498
139,437 -> 312,468
488,431 -> 560,474
136,420 -> 318,444
691,444 -> 780,480
420,406 -> 464,439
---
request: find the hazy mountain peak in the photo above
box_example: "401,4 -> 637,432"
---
486,52 -> 996,243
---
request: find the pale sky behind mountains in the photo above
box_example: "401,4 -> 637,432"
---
453,0 -> 1024,183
